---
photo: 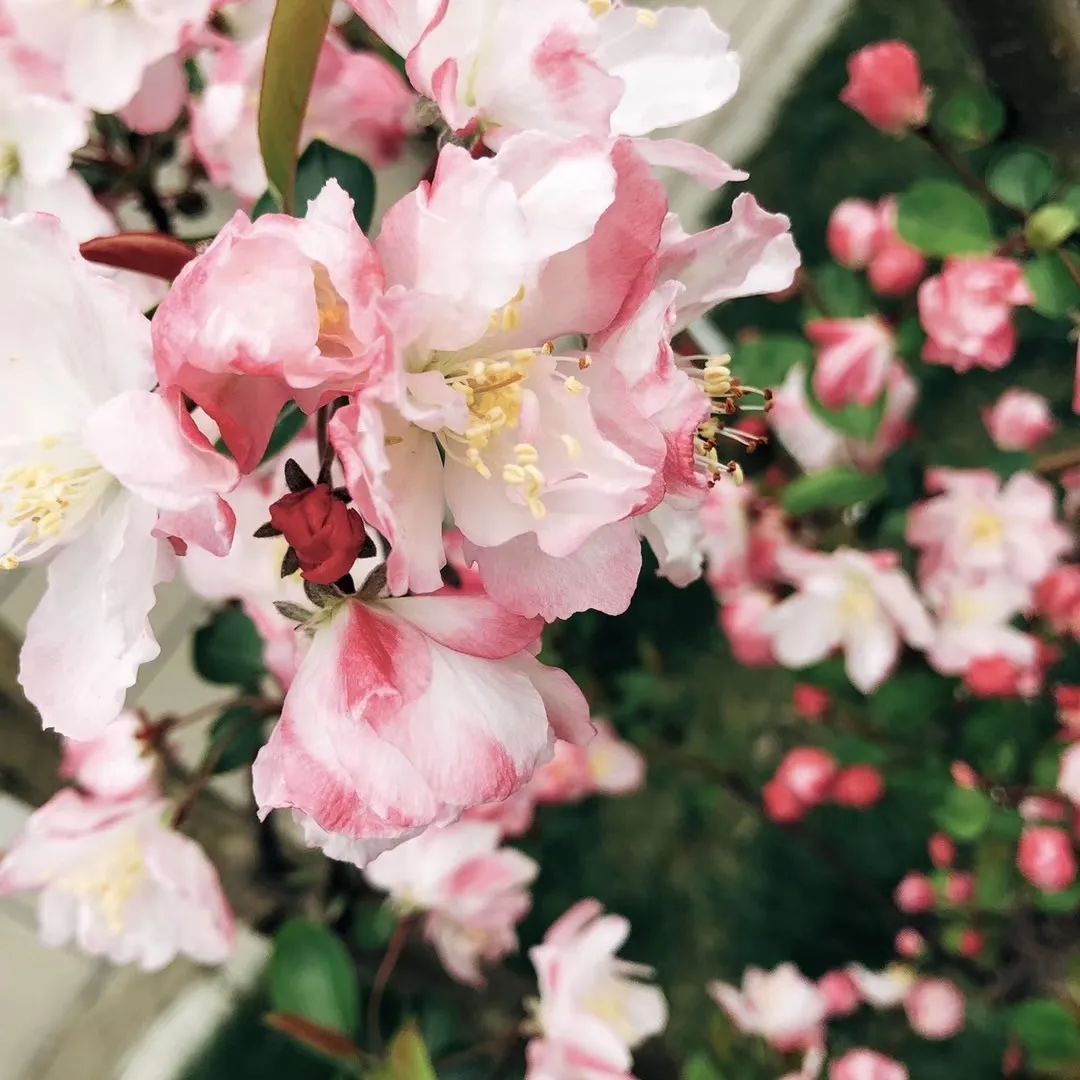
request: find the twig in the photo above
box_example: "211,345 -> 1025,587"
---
367,917 -> 413,1052
1036,445 -> 1080,474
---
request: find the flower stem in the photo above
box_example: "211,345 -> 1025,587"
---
367,917 -> 413,1052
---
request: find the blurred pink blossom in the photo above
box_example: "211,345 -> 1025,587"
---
983,389 -> 1056,452
840,41 -> 930,135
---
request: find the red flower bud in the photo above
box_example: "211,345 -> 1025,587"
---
928,833 -> 955,869
763,777 -> 806,824
269,484 -> 368,585
831,765 -> 885,809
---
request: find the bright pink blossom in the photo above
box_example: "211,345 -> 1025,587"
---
0,790 -> 234,970
826,199 -> 879,269
895,929 -> 925,959
253,588 -> 592,866
919,258 -> 1034,373
818,970 -> 860,1017
904,978 -> 966,1040
867,197 -> 927,297
764,777 -> 807,825
1057,686 -> 1080,739
807,317 -> 896,410
928,834 -> 955,869
1058,744 -> 1080,805
775,748 -> 839,806
894,872 -> 935,914
944,871 -> 975,905
1037,566 -> 1080,638
960,930 -> 984,958
60,712 -> 156,801
840,41 -> 930,135
793,684 -> 831,721
830,1049 -> 908,1080
710,964 -> 826,1052
364,821 -> 536,985
983,389 -> 1056,452
1017,826 -> 1078,892
963,655 -> 1035,699
527,900 -> 667,1080
831,765 -> 885,809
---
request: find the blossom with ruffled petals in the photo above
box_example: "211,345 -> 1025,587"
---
253,587 -> 592,866
0,213 -> 237,740
0,790 -> 234,970
807,316 -> 896,410
710,964 -> 826,1052
527,899 -> 667,1080
364,820 -> 536,985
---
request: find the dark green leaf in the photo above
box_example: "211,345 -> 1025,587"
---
1025,253 -> 1080,319
352,903 -> 399,950
268,919 -> 360,1035
209,706 -> 269,774
987,149 -> 1055,212
258,0 -> 335,212
295,139 -> 376,230
809,264 -> 872,319
732,335 -> 812,389
939,88 -> 1006,147
1034,881 -> 1080,914
251,189 -> 282,219
935,787 -> 992,841
263,403 -> 308,460
193,606 -> 267,687
897,181 -> 996,257
1011,1000 -> 1080,1070
683,1054 -> 725,1080
780,468 -> 887,516
869,672 -> 954,735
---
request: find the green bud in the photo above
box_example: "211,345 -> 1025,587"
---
1026,203 -> 1080,251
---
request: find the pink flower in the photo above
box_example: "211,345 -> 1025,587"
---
700,480 -> 754,599
118,53 -> 188,135
830,1049 -> 908,1080
963,656 -> 1034,699
0,214 -> 238,739
1059,744 -> 1080,805
894,872 -> 935,914
764,777 -> 807,825
944,871 -> 975,905
1037,566 -> 1080,638
153,182 -> 394,472
928,834 -> 955,869
527,900 -> 667,1079
867,197 -> 927,298
775,748 -> 838,806
827,199 -> 879,269
904,978 -> 965,1040
60,712 -> 156,801
0,790 -> 234,970
531,721 -> 646,804
908,469 -> 1071,593
192,32 -> 416,203
848,964 -> 916,1009
818,970 -> 860,1018
1057,686 -> 1080,739
793,684 -> 831,721
765,547 -> 933,693
807,317 -> 896,410
364,821 -> 536,985
462,789 -> 537,839
721,589 -> 778,667
918,258 -> 1034,373
252,588 -> 592,866
840,41 -> 930,135
960,930 -> 984,958
1017,826 -> 1078,892
895,928 -> 925,958
831,765 -> 885,809
709,964 -> 826,1052
983,389 -> 1056,452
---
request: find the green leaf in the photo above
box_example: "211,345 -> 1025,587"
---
1035,881 -> 1080,914
780,468 -> 887,516
895,316 -> 926,365
268,919 -> 360,1035
987,149 -> 1055,211
251,189 -> 282,219
263,402 -> 308,461
974,845 -> 1017,914
897,181 -> 996,257
809,264 -> 872,319
732,335 -> 812,389
193,606 -> 267,687
258,0 -> 335,213
683,1053 -> 725,1080
1011,1000 -> 1080,1070
869,672 -> 953,735
209,706 -> 268,774
804,370 -> 887,442
1060,184 -> 1080,219
1026,203 -> 1080,251
380,1022 -> 437,1080
352,903 -> 399,950
935,787 -> 992,841
939,88 -> 1006,147
1025,253 -> 1080,319
295,139 -> 376,231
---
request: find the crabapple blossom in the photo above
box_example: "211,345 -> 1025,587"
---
848,963 -> 916,1009
5,0 -> 213,113
1017,826 -> 1078,892
252,587 -> 592,866
764,776 -> 806,825
764,547 -> 933,693
831,765 -> 885,809
963,655 -> 1038,699
530,721 -> 645,803
0,790 -> 234,970
709,963 -> 826,1052
0,213 -> 238,739
943,872 -> 975,905
840,41 -> 930,135
825,197 -> 925,296
118,53 -> 188,135
827,199 -> 879,269
1037,566 -> 1080,638
929,834 -> 955,869
830,1050 -> 908,1080
918,258 -> 1034,373
983,389 -> 1056,452
526,899 -> 667,1080
894,873 -> 935,914
268,482 -> 369,586
364,821 -> 537,985
60,712 -> 156,801
720,589 -> 778,667
960,930 -> 984,958
793,684 -> 831,721
807,316 -> 897,410
818,969 -> 861,1017
1058,686 -> 1080,738
904,978 -> 965,1040
895,929 -> 926,959
1059,744 -> 1080,805
774,748 -> 838,807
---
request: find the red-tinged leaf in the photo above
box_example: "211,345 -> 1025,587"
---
258,0 -> 334,214
264,1012 -> 364,1063
79,234 -> 197,281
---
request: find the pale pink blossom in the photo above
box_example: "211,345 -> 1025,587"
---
721,589 -> 778,667
462,788 -> 538,838
192,32 -> 415,203
826,199 -> 879,269
895,929 -> 925,959
119,53 -> 188,134
919,258 -> 1034,373
818,970 -> 860,1018
0,790 -> 234,970
840,41 -> 930,135
527,900 -> 667,1079
1037,566 -> 1080,638
700,479 -> 754,599
982,389 -> 1056,452
944,871 -> 975,905
830,1050 -> 908,1080
531,721 -> 645,804
0,213 -> 238,739
847,964 -> 916,1009
709,964 -> 826,1052
765,548 -> 933,693
5,0 -> 213,113
807,316 -> 896,410
364,821 -> 536,985
60,712 -> 156,801
904,978 -> 965,1040
154,182 -> 394,472
774,748 -> 838,807
1017,826 -> 1077,892
894,872 -> 934,914
907,469 -> 1071,593
253,588 -> 592,866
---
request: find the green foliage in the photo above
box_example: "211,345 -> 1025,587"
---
268,919 -> 360,1035
896,180 -> 996,257
935,788 -> 992,842
732,335 -> 812,387
373,1023 -> 437,1080
809,264 -> 872,318
1025,254 -> 1080,319
780,468 -> 887,516
193,606 -> 267,688
258,0 -> 335,211
295,139 -> 376,230
938,87 -> 1006,148
1011,1000 -> 1080,1072
209,706 -> 268,774
987,148 -> 1055,211
1026,204 -> 1080,252
805,370 -> 887,441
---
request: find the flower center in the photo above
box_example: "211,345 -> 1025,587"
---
582,979 -> 638,1042
62,835 -> 146,933
836,576 -> 877,623
966,508 -> 1003,547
